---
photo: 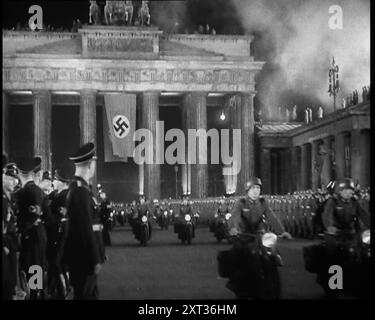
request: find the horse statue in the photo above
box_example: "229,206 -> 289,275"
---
104,0 -> 114,25
105,1 -> 134,25
124,1 -> 134,25
89,0 -> 100,25
138,0 -> 151,26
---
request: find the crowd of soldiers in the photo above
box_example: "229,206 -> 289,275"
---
3,139 -> 370,300
2,143 -> 113,300
107,184 -> 370,242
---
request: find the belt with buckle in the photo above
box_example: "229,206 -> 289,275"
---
92,224 -> 103,232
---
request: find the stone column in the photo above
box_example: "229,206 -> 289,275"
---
141,91 -> 160,200
236,93 -> 255,195
80,90 -> 97,145
2,91 -> 9,157
291,146 -> 298,191
321,136 -> 332,186
181,98 -> 189,197
334,132 -> 345,180
260,148 -> 271,194
350,129 -> 365,185
311,140 -> 320,190
300,144 -> 308,190
33,90 -> 52,171
183,92 -> 207,198
80,90 -> 97,189
361,130 -> 371,187
282,148 -> 292,194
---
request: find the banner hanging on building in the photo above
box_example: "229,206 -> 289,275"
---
103,93 -> 136,162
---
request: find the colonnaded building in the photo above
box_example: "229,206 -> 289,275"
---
2,26 -> 370,201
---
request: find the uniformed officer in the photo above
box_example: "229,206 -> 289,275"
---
322,178 -> 370,234
228,178 -> 292,239
128,200 -> 138,228
40,171 -> 54,196
98,190 -> 112,246
16,157 -> 49,300
3,162 -> 20,300
175,198 -> 196,238
46,169 -> 71,299
212,198 -> 230,230
132,196 -> 153,241
63,142 -> 102,300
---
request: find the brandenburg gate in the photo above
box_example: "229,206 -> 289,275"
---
2,26 -> 265,199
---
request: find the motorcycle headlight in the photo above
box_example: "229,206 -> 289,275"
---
141,216 -> 148,223
225,213 -> 231,220
110,212 -> 114,217
169,210 -> 173,213
214,214 -> 218,218
121,211 -> 124,215
362,229 -> 370,245
185,214 -> 191,222
262,232 -> 278,248
164,211 -> 168,216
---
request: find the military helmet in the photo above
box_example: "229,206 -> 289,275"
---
335,178 -> 355,192
245,177 -> 262,191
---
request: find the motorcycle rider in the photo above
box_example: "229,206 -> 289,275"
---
228,177 -> 292,239
133,196 -> 152,241
322,178 -> 370,236
174,197 -> 196,238
210,197 -> 229,232
157,200 -> 172,229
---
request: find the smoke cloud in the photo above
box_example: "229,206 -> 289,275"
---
232,0 -> 370,120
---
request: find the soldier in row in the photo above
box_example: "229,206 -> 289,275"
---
2,142 -> 105,300
3,160 -> 21,300
64,142 -> 104,300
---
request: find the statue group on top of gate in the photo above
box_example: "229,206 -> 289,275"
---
89,1 -> 151,26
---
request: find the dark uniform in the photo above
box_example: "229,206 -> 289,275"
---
175,203 -> 196,238
228,196 -> 285,235
63,143 -> 102,300
15,157 -> 50,300
3,190 -> 19,300
99,197 -> 112,246
322,196 -> 370,233
133,201 -> 152,241
47,187 -> 69,299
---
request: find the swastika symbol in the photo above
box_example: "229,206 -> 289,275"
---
113,115 -> 130,139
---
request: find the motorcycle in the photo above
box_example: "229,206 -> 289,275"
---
158,209 -> 172,230
303,229 -> 370,298
116,209 -> 126,226
107,211 -> 116,231
213,213 -> 231,243
139,215 -> 150,247
176,214 -> 194,245
217,231 -> 282,299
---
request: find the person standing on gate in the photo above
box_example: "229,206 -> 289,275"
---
63,142 -> 102,300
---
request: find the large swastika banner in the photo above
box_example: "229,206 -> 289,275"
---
103,93 -> 136,162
